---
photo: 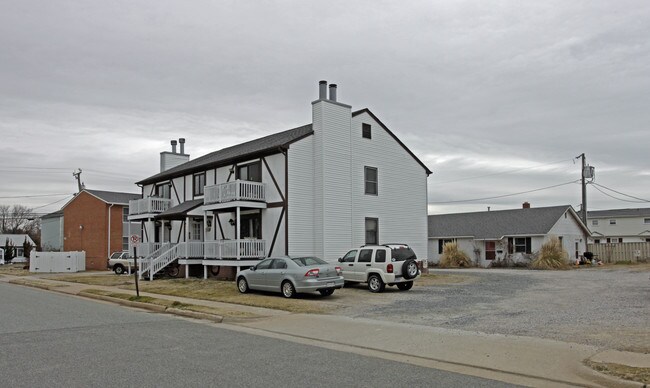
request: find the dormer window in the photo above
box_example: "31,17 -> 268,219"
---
362,123 -> 372,139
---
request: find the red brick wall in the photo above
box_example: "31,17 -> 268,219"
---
63,192 -> 125,271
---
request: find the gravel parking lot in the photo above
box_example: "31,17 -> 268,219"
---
335,266 -> 650,352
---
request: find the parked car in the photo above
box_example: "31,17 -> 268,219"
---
338,243 -> 420,292
107,251 -> 136,275
237,256 -> 344,298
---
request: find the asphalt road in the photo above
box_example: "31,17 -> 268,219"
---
0,282 -> 518,388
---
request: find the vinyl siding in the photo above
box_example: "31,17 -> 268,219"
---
287,135 -> 315,256
351,112 -> 428,260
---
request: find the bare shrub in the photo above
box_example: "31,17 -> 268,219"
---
439,242 -> 472,268
530,237 -> 569,270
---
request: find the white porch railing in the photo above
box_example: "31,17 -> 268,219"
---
129,197 -> 172,215
132,242 -> 163,257
205,239 -> 265,259
138,242 -> 172,278
204,180 -> 265,205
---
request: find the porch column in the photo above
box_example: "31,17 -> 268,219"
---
185,216 -> 190,260
203,211 -> 207,260
204,265 -> 207,280
236,207 -> 241,261
185,263 -> 189,279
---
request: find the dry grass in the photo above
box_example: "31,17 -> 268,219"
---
530,237 -> 570,270
82,289 -> 261,319
585,360 -> 650,385
0,263 -> 31,276
49,275 -> 334,314
439,243 -> 472,268
416,273 -> 475,286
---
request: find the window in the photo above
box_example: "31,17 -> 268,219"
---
256,259 -> 273,270
594,239 -> 601,244
190,221 -> 201,241
122,237 -> 128,251
342,250 -> 357,263
644,218 -> 650,224
237,161 -> 262,182
609,219 -> 616,225
485,241 -> 496,260
375,249 -> 386,263
365,218 -> 378,244
358,249 -> 373,263
362,123 -> 372,139
156,183 -> 171,199
438,239 -> 455,254
193,173 -> 206,197
508,237 -> 531,254
607,237 -> 620,243
123,207 -> 129,222
592,220 -> 599,226
271,259 -> 287,269
364,166 -> 378,195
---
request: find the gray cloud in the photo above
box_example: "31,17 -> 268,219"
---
1,0 -> 649,215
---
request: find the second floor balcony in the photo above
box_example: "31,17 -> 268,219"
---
129,197 -> 172,216
204,180 -> 266,206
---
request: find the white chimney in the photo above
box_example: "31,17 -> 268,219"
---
160,139 -> 190,172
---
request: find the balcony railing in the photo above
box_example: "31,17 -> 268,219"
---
204,180 -> 265,205
204,239 -> 266,259
129,197 -> 172,215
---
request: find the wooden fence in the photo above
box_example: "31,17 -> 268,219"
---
587,242 -> 650,263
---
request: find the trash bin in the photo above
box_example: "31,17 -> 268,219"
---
584,251 -> 594,261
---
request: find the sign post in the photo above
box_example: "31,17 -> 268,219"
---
130,234 -> 140,297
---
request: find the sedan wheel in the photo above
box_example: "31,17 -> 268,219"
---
282,281 -> 296,298
237,277 -> 249,294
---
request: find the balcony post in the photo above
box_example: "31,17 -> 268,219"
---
236,207 -> 240,261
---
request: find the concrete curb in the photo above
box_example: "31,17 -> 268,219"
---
77,291 -> 223,322
574,360 -> 646,388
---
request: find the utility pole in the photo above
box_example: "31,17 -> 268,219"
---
72,169 -> 85,193
576,153 -> 590,225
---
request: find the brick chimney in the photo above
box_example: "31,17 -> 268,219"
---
522,202 -> 531,209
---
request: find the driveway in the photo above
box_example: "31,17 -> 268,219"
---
333,266 -> 650,352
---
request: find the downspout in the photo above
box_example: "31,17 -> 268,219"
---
107,204 -> 115,258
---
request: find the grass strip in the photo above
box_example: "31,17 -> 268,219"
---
585,360 -> 650,385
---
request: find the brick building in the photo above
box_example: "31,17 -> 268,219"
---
62,189 -> 141,270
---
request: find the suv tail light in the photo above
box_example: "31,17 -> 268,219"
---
305,268 -> 320,277
335,266 -> 342,275
387,263 -> 393,273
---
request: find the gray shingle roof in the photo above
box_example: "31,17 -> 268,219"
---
137,124 -> 314,185
41,210 -> 64,219
587,208 -> 650,218
428,205 -> 580,239
85,189 -> 141,205
156,199 -> 203,220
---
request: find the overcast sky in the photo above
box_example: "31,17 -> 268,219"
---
1,0 -> 649,216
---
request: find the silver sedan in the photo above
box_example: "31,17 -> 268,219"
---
237,256 -> 344,298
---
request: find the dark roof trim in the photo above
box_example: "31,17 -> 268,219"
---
352,108 -> 432,176
137,124 -> 313,186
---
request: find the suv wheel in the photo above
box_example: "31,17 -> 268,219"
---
367,274 -> 385,293
402,259 -> 418,280
397,281 -> 413,291
114,265 -> 125,275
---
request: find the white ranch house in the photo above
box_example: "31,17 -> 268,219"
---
428,204 -> 591,267
129,81 -> 431,279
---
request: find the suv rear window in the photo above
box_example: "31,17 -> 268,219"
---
390,246 -> 417,261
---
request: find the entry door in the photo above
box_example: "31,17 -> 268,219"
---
240,212 -> 261,239
485,241 -> 496,261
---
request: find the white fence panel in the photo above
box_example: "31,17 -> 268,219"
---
30,251 -> 86,273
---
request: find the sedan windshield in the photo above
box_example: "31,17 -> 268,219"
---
291,257 -> 327,266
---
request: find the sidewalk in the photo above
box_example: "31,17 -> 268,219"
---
3,274 -> 648,387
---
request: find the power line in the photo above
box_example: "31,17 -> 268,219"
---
590,182 -> 650,203
32,195 -> 74,210
429,180 -> 580,204
434,158 -> 574,185
0,193 -> 75,199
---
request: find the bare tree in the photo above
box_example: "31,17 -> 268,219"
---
0,205 -> 41,247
